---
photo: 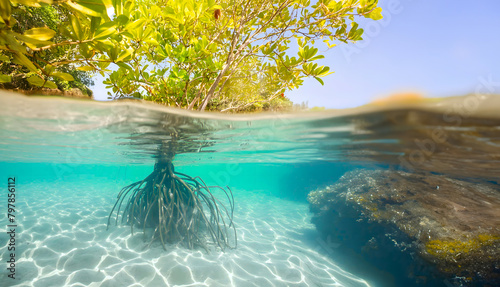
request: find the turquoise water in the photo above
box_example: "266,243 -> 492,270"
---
1,92 -> 499,287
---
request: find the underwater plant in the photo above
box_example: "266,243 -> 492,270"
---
107,140 -> 236,252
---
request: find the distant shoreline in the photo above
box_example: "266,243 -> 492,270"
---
4,88 -> 92,99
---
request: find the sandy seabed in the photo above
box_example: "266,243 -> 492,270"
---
1,179 -> 375,287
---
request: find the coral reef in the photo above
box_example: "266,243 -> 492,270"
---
308,169 -> 500,285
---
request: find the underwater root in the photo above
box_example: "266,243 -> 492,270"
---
107,160 -> 236,252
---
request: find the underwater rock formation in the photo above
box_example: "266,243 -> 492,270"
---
308,169 -> 500,286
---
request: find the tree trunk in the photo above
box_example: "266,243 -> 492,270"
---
188,84 -> 204,110
199,63 -> 230,111
157,138 -> 176,166
199,26 -> 241,111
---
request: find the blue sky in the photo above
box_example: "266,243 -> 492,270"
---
286,0 -> 500,108
92,0 -> 500,109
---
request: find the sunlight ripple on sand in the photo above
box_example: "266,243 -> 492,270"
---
0,180 -> 371,287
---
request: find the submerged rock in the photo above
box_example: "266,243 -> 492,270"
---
308,169 -> 500,286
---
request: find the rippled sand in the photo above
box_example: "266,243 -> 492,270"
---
0,180 -> 379,287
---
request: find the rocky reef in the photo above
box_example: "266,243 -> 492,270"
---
308,169 -> 500,286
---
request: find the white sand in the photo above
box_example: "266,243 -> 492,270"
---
1,180 -> 378,287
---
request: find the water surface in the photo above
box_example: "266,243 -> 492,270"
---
1,91 -> 499,287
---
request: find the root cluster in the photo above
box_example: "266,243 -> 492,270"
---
107,160 -> 236,251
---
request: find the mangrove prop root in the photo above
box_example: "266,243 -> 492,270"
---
107,161 -> 236,251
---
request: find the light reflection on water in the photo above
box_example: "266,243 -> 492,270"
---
1,91 -> 500,180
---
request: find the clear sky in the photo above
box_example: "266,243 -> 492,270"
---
287,0 -> 500,108
92,0 -> 500,109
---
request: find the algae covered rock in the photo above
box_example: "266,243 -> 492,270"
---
308,169 -> 500,286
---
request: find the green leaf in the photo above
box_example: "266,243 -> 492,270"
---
0,74 -> 12,83
52,72 -> 75,81
14,32 -> 53,48
116,48 -> 133,62
348,22 -> 359,39
126,19 -> 146,31
0,54 -> 10,62
27,75 -> 57,89
12,0 -> 44,7
116,14 -> 129,25
353,28 -> 363,41
44,80 -> 58,89
13,52 -> 37,72
367,7 -> 383,20
44,64 -> 55,75
97,61 -> 110,69
78,43 -> 92,58
164,13 -> 183,24
90,16 -> 101,34
323,39 -> 336,48
94,22 -> 116,40
65,0 -> 104,17
96,38 -> 114,49
24,27 -> 56,41
305,47 -> 318,60
4,32 -> 25,52
27,75 -> 44,86
144,36 -> 159,45
70,15 -> 83,40
116,62 -> 132,70
196,2 -> 204,17
107,46 -> 119,61
77,66 -> 94,71
317,66 -> 333,77
0,0 -> 11,24
309,54 -> 324,61
314,76 -> 324,85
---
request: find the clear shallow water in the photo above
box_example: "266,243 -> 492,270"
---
0,176 -> 372,287
1,91 -> 499,287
